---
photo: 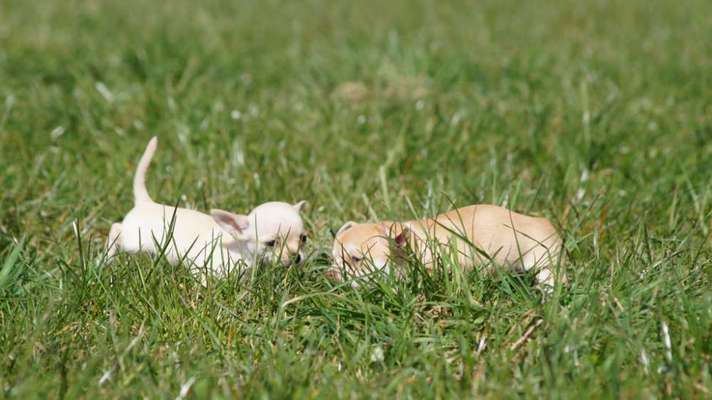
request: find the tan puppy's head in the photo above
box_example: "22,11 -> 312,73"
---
327,221 -> 409,283
211,201 -> 308,267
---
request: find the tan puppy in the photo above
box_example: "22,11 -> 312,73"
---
330,205 -> 563,288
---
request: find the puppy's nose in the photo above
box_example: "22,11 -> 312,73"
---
282,253 -> 302,267
325,269 -> 341,281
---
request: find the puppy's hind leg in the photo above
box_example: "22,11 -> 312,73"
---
105,223 -> 123,262
522,252 -> 557,295
535,267 -> 554,290
530,251 -> 566,298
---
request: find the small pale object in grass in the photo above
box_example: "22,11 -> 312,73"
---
72,220 -> 79,238
95,82 -> 114,103
476,337 -> 487,355
98,369 -> 112,386
450,111 -> 462,125
639,349 -> 650,374
575,188 -> 586,201
333,81 -> 369,103
230,110 -> 242,120
370,345 -> 384,363
661,321 -> 672,362
176,377 -> 195,400
50,126 -> 65,140
231,141 -> 245,167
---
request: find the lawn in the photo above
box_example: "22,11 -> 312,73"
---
0,0 -> 711,398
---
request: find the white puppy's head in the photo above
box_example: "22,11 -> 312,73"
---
211,201 -> 307,267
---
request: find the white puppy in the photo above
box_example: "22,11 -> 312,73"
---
106,137 -> 307,276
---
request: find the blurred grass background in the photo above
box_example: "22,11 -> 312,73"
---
0,0 -> 710,398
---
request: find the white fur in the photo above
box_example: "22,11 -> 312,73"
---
106,137 -> 306,276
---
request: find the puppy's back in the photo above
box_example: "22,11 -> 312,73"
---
414,204 -> 561,268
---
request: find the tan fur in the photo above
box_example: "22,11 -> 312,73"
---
330,204 -> 564,288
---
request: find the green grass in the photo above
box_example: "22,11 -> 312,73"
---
1,0 -> 711,397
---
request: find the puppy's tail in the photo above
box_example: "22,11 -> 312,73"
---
133,136 -> 158,204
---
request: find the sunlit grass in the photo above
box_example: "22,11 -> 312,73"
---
0,0 -> 710,397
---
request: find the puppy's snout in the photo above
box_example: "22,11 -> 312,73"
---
325,269 -> 341,282
281,252 -> 304,267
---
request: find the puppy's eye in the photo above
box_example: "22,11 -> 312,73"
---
300,234 -> 307,244
265,240 -> 276,247
350,255 -> 362,263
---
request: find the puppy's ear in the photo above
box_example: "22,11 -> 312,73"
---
293,200 -> 308,211
211,209 -> 250,238
336,221 -> 355,237
393,226 -> 411,248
